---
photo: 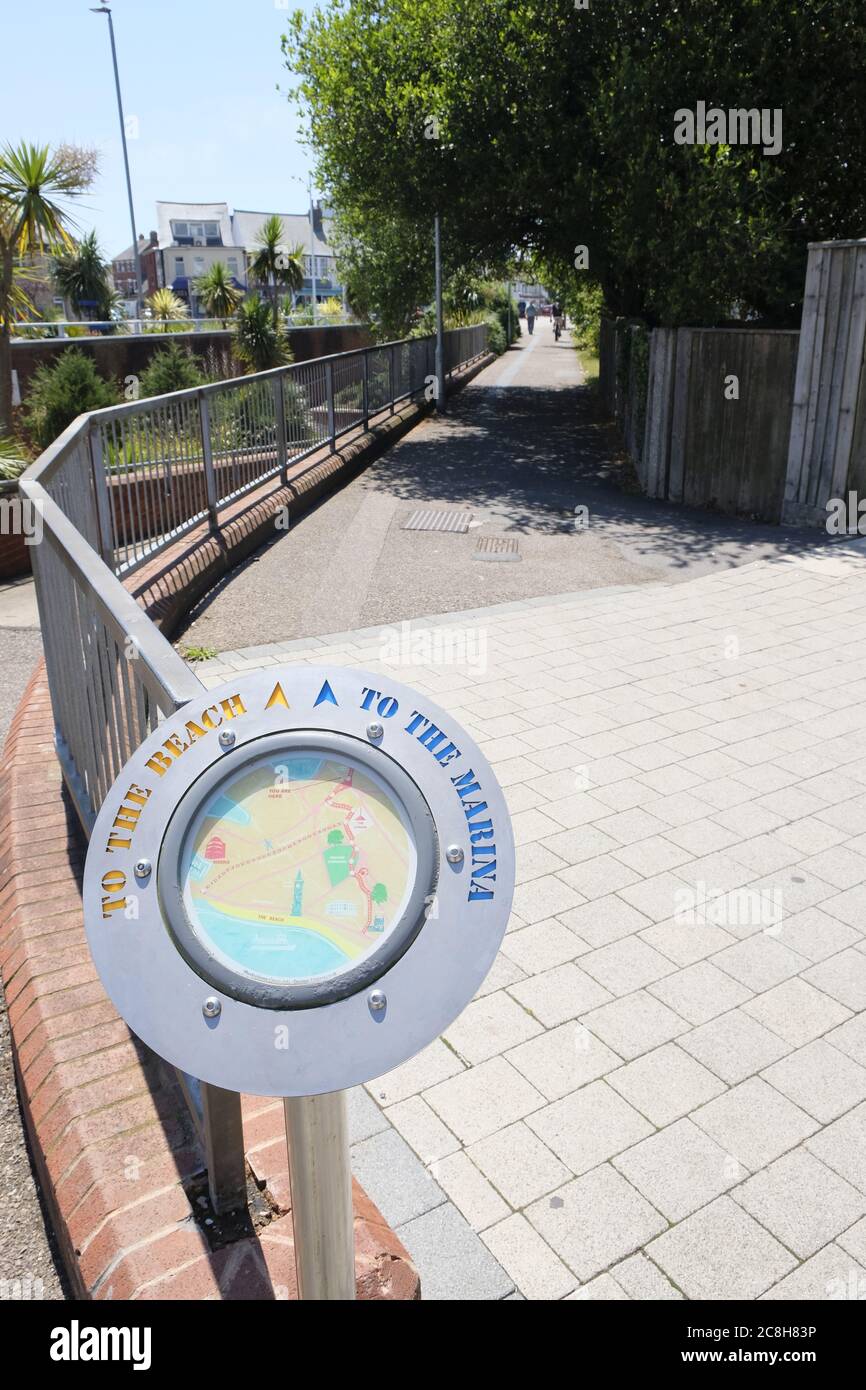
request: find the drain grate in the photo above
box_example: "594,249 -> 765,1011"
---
403,508 -> 474,533
473,536 -> 521,562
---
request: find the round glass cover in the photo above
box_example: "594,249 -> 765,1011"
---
177,750 -> 420,992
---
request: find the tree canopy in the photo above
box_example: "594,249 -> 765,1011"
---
284,0 -> 866,327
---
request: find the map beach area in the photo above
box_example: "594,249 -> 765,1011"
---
181,754 -> 415,982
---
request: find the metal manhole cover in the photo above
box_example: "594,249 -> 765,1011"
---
473,536 -> 521,562
403,508 -> 474,533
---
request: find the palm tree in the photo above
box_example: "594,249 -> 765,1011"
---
195,262 -> 243,327
233,294 -> 291,373
247,215 -> 304,326
0,141 -> 95,432
146,287 -> 189,333
52,229 -> 114,320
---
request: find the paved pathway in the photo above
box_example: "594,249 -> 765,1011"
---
194,548 -> 866,1299
176,329 -> 824,653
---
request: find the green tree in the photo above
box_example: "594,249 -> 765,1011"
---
371,883 -> 388,904
139,343 -> 205,398
52,229 -> 115,320
247,215 -> 304,326
23,347 -> 119,449
0,141 -> 97,432
233,294 -> 292,372
285,0 -> 866,328
331,207 -> 435,340
195,261 -> 243,327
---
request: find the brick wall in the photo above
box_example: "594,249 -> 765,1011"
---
11,325 -> 373,406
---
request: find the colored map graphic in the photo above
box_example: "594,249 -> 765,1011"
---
181,754 -> 416,984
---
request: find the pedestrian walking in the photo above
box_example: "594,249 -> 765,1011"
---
526,301 -> 536,334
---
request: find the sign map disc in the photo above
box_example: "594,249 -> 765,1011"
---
83,666 -> 515,1096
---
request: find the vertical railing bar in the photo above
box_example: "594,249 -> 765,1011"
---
200,390 -> 218,528
274,374 -> 288,486
172,398 -> 189,531
90,609 -> 124,794
160,402 -> 178,540
89,422 -> 115,570
107,419 -> 127,567
75,589 -> 110,808
104,420 -> 122,563
143,409 -> 167,557
128,409 -> 149,562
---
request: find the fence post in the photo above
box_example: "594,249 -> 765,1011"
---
273,374 -> 288,485
199,390 -> 218,529
201,1082 -> 247,1214
325,360 -> 336,451
176,1071 -> 247,1214
390,345 -> 396,414
88,423 -> 115,567
362,349 -> 370,430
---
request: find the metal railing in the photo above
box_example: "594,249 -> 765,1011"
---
82,327 -> 487,578
18,322 -> 488,1211
11,314 -> 360,339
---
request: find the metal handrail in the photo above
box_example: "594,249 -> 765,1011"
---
12,315 -> 360,338
17,320 -> 488,1213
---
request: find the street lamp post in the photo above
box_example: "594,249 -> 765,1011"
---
309,175 -> 318,325
288,172 -> 319,323
434,212 -> 445,414
91,5 -> 143,322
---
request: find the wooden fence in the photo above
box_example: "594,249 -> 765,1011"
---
783,241 -> 866,525
600,320 -> 800,523
599,240 -> 866,528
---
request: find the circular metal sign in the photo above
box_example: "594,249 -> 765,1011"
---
83,667 -> 514,1096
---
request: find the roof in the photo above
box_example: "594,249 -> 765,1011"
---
112,237 -> 148,264
155,201 -> 238,250
231,209 -> 333,257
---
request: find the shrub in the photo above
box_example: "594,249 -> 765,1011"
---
0,431 -> 31,480
139,343 -> 205,398
234,294 -> 293,373
23,348 -> 119,448
483,312 -> 506,356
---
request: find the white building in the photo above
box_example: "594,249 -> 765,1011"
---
149,200 -> 344,316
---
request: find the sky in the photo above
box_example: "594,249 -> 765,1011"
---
0,0 -> 322,256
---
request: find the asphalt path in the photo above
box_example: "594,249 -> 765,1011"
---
177,326 -> 826,652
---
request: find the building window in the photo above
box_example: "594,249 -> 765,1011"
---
193,256 -> 205,277
174,256 -> 184,279
227,257 -> 238,279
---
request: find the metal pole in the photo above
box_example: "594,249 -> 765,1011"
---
309,178 -> 318,325
434,213 -> 445,414
284,1091 -> 355,1301
94,7 -> 143,319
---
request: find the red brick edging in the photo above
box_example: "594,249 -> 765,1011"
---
0,358 -> 491,1299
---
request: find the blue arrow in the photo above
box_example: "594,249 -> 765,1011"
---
314,679 -> 338,708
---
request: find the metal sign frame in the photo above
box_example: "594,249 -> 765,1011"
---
83,665 -> 515,1098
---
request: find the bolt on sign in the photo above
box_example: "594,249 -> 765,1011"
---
83,667 -> 515,1097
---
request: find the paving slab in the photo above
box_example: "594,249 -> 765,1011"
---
219,543 -> 866,1300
